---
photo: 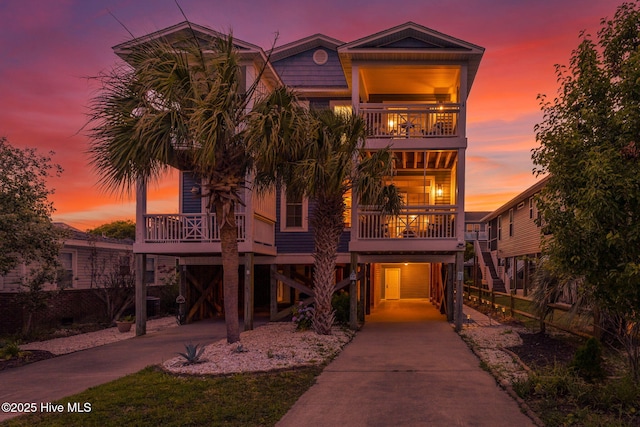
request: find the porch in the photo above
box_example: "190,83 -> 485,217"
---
135,213 -> 276,255
361,103 -> 459,139
357,206 -> 457,240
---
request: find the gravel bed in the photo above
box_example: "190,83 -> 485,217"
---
20,317 -> 178,355
458,322 -> 530,384
17,313 -> 529,385
163,323 -> 355,375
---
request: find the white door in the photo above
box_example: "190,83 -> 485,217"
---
385,268 -> 401,299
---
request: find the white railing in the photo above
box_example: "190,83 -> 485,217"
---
143,214 -> 246,243
357,207 -> 457,239
360,103 -> 459,139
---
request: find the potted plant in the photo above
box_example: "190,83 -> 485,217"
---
116,315 -> 135,333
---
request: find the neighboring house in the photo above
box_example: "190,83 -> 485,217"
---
0,223 -> 176,291
479,177 -> 549,294
116,22 -> 484,324
0,224 -> 177,334
464,211 -> 490,243
463,211 -> 490,284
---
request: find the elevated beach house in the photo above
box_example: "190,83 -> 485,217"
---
114,22 -> 484,330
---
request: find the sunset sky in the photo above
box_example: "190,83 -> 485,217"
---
0,0 -> 623,230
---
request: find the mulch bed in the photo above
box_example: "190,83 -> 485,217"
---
507,331 -> 581,368
0,350 -> 56,371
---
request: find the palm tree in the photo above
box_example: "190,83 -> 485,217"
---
87,27 -> 306,343
249,108 -> 401,334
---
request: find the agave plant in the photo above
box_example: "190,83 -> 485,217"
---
177,343 -> 206,365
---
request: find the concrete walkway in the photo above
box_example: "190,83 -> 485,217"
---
0,317 -> 262,423
277,300 -> 535,427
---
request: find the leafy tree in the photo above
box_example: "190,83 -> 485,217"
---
532,1 -> 640,380
86,236 -> 136,323
87,26 -> 306,343
248,109 -> 400,334
0,137 -> 64,275
89,220 -> 136,240
14,265 -> 57,336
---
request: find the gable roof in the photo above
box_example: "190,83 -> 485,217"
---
482,176 -> 550,222
337,22 -> 485,95
271,34 -> 344,62
113,21 -> 263,55
112,21 -> 282,88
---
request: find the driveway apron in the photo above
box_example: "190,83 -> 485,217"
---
0,318 -> 254,423
277,300 -> 535,427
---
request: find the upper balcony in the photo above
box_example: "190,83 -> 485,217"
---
361,103 -> 459,139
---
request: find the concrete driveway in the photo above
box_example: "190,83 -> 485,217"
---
0,317 -> 260,423
277,300 -> 535,427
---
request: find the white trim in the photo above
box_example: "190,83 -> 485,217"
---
280,190 -> 309,232
58,249 -> 78,289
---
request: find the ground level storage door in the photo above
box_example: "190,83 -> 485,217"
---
385,268 -> 401,299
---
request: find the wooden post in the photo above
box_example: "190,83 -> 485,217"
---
349,252 -> 358,330
243,253 -> 254,331
358,263 -> 365,323
446,263 -> 454,322
270,264 -> 277,321
134,177 -> 147,336
455,251 -> 464,331
135,253 -> 147,336
365,263 -> 371,315
178,263 -> 187,324
523,258 -> 529,297
510,292 -> 514,317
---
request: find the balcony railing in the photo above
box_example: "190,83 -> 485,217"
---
143,214 -> 246,243
358,206 -> 457,239
361,103 -> 459,139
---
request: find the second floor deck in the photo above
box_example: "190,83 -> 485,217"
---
135,205 -> 462,256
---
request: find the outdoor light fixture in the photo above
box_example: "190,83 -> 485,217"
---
436,184 -> 443,197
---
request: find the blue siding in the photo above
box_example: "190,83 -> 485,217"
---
272,49 -> 347,88
181,172 -> 201,214
275,192 -> 350,254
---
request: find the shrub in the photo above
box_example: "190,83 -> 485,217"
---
570,337 -> 605,382
177,343 -> 206,365
0,341 -> 22,360
291,302 -> 314,331
332,291 -> 350,325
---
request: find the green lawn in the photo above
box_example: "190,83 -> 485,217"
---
2,365 -> 323,427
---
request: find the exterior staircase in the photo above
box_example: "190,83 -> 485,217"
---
477,241 -> 506,293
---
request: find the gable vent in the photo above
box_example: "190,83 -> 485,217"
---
313,49 -> 328,65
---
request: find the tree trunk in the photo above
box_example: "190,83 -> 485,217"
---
217,202 -> 240,343
310,195 -> 345,335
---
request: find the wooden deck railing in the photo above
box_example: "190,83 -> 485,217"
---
143,213 -> 246,243
463,284 -> 596,338
357,207 -> 457,239
361,103 -> 460,138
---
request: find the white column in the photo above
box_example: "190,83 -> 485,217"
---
351,63 -> 360,113
135,177 -> 147,336
457,148 -> 466,244
459,63 -> 468,139
135,177 -> 147,243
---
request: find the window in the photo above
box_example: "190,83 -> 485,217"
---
119,255 -> 131,276
529,197 -> 534,219
145,257 -> 156,285
497,216 -> 502,240
280,191 -> 308,231
509,209 -> 514,237
57,252 -> 75,289
330,101 -> 352,117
